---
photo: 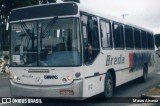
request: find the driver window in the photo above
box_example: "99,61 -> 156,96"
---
81,13 -> 100,64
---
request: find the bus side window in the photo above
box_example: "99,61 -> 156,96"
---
134,29 -> 141,49
141,31 -> 148,49
124,26 -> 134,49
149,33 -> 154,50
100,20 -> 112,48
113,23 -> 124,49
81,14 -> 100,64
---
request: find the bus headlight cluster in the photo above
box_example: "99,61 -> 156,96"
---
13,75 -> 17,80
62,75 -> 73,83
13,75 -> 20,81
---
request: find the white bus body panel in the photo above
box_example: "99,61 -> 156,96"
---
10,67 -> 85,97
10,67 -> 83,86
82,50 -> 155,97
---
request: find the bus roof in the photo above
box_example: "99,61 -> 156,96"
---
10,2 -> 152,33
77,3 -> 152,33
10,2 -> 78,22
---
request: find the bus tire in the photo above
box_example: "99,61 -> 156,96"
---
141,64 -> 148,82
104,72 -> 113,98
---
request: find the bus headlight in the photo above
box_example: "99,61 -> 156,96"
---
13,75 -> 18,80
13,75 -> 20,81
67,75 -> 73,81
17,77 -> 21,81
62,78 -> 67,83
62,75 -> 73,83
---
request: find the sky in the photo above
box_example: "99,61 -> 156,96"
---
80,0 -> 160,34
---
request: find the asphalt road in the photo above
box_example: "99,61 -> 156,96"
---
0,53 -> 160,106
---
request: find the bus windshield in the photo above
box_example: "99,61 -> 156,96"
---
11,18 -> 82,67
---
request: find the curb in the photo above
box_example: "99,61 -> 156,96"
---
141,94 -> 160,98
141,85 -> 160,100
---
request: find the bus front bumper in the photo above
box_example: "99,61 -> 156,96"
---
10,79 -> 83,98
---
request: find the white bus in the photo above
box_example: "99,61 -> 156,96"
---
9,2 -> 155,99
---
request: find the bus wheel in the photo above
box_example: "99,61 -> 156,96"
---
141,64 -> 148,82
104,72 -> 113,98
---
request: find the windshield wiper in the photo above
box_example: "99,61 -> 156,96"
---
41,17 -> 58,38
19,21 -> 34,39
19,21 -> 34,49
